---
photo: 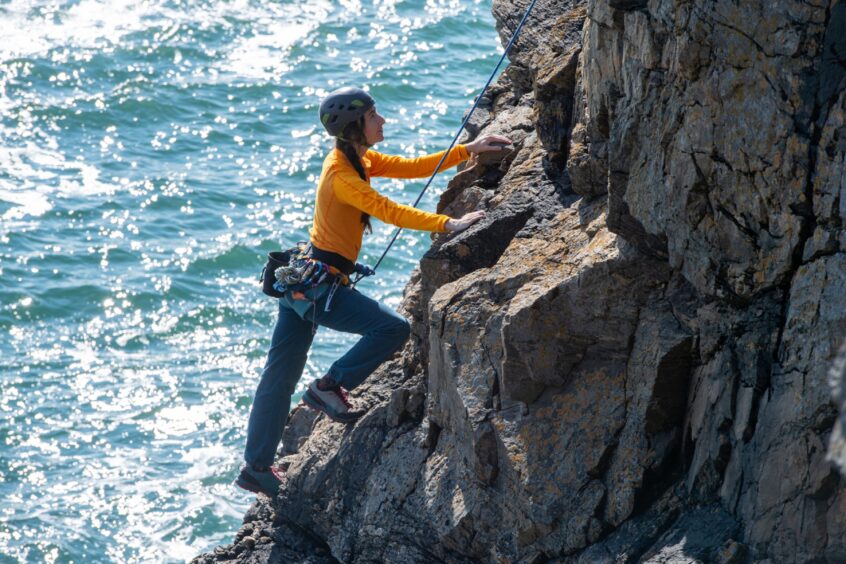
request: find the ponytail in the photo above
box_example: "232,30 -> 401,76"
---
336,118 -> 373,234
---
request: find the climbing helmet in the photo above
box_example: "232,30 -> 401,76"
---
318,87 -> 375,137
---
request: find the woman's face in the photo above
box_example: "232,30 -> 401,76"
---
362,106 -> 385,146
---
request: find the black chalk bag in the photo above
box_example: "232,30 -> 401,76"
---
260,250 -> 292,298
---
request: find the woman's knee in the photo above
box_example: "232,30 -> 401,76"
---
392,316 -> 411,345
373,311 -> 409,339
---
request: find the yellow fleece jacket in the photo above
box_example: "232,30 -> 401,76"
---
309,145 -> 470,264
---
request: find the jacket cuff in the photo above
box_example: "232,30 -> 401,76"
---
437,215 -> 451,232
457,144 -> 470,160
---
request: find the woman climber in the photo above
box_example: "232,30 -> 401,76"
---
236,86 -> 511,496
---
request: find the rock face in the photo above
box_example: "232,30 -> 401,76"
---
831,341 -> 846,477
196,0 -> 846,562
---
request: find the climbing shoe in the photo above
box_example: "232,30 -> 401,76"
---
302,376 -> 365,424
235,464 -> 284,497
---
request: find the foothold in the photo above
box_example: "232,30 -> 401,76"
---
234,523 -> 254,542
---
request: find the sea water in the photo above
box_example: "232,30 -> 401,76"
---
0,0 -> 500,560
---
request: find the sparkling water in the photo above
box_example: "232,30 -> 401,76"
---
0,0 -> 499,560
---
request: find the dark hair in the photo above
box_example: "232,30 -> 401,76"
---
336,117 -> 372,233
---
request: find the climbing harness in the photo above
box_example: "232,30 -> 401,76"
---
259,241 -> 358,333
349,0 -> 539,287
260,242 -> 349,296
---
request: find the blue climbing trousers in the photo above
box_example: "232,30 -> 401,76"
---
244,282 -> 411,468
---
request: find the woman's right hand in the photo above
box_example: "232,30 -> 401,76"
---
465,135 -> 512,154
445,211 -> 486,233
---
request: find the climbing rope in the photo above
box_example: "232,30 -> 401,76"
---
351,0 -> 539,287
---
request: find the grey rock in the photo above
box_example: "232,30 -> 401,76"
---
570,484 -> 684,563
831,340 -> 846,474
279,405 -> 317,457
575,0 -> 832,299
640,505 -> 738,563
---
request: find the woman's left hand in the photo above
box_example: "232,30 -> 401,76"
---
445,211 -> 487,233
465,134 -> 512,154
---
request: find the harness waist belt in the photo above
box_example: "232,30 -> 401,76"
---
309,244 -> 355,275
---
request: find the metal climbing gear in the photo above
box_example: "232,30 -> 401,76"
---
260,242 -> 346,298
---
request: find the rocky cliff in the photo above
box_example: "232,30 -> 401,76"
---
196,0 -> 846,561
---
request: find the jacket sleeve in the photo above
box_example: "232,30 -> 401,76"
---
366,145 -> 470,179
333,169 -> 450,232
